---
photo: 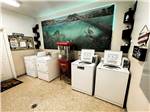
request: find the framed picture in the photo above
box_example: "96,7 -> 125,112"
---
8,35 -> 34,50
19,40 -> 27,48
23,36 -> 34,49
8,35 -> 19,50
9,37 -> 19,49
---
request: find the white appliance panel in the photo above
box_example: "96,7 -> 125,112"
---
95,66 -> 129,107
72,65 -> 94,95
25,60 -> 37,71
37,61 -> 49,73
27,70 -> 37,78
36,56 -> 59,82
38,72 -> 50,81
104,50 -> 122,66
24,55 -> 37,77
71,60 -> 96,95
81,49 -> 95,63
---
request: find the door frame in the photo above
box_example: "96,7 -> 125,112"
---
1,28 -> 17,79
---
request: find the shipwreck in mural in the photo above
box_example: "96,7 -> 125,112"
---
41,5 -> 114,51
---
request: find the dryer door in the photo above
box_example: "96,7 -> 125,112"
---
37,61 -> 49,73
25,60 -> 37,71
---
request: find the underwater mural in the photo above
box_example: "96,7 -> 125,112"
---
41,4 -> 114,51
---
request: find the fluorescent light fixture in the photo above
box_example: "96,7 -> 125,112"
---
1,0 -> 20,7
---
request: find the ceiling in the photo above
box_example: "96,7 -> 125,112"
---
1,0 -> 98,19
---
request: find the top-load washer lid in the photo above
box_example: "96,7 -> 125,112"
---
80,49 -> 95,64
24,55 -> 37,60
36,56 -> 51,62
103,64 -> 121,69
104,50 -> 122,66
97,61 -> 129,74
37,51 -> 46,57
72,60 -> 96,68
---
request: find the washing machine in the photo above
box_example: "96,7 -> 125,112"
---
24,55 -> 37,77
94,51 -> 130,107
36,56 -> 59,82
71,60 -> 96,95
71,49 -> 98,95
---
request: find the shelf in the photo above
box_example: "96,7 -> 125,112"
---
120,46 -> 130,53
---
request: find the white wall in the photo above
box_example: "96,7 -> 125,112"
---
0,31 -> 2,80
38,1 -> 134,52
1,9 -> 37,78
2,9 -> 36,36
0,5 -> 2,79
127,1 -> 150,111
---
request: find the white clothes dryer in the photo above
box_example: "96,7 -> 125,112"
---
24,55 -> 37,77
36,56 -> 59,82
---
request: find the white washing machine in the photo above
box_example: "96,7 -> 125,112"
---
94,61 -> 129,107
71,60 -> 96,95
24,55 -> 37,77
36,56 -> 59,82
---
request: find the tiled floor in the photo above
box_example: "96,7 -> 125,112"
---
1,75 -> 125,112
